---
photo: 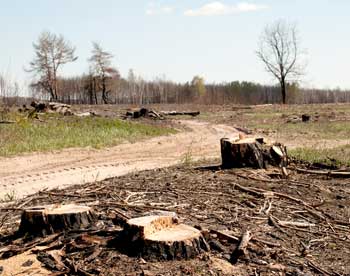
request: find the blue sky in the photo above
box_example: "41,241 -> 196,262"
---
0,0 -> 349,90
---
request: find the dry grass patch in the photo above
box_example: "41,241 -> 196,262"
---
0,112 -> 176,156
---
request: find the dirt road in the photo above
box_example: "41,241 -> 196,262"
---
0,120 -> 238,199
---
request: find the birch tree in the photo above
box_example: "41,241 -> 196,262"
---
88,42 -> 118,104
27,31 -> 77,101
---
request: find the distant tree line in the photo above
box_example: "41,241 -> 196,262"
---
2,25 -> 350,107
30,74 -> 350,105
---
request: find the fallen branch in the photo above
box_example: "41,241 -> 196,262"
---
210,229 -> 281,248
278,221 -> 316,228
268,216 -> 290,236
233,182 -> 326,221
161,111 -> 200,117
307,259 -> 336,276
296,168 -> 350,178
209,229 -> 239,243
230,230 -> 251,263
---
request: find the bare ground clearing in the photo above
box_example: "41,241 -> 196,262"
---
1,165 -> 350,275
0,120 -> 237,199
1,104 -> 350,275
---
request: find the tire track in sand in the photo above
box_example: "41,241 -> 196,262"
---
0,120 -> 238,198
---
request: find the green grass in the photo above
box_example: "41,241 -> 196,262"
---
248,120 -> 350,140
290,145 -> 350,167
245,110 -> 350,166
0,113 -> 176,156
219,104 -> 350,166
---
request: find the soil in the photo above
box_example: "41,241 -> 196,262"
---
0,164 -> 350,275
0,120 -> 237,199
1,104 -> 350,275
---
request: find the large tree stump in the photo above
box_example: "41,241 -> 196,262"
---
18,204 -> 96,236
221,137 -> 288,169
122,215 -> 209,260
221,138 -> 265,169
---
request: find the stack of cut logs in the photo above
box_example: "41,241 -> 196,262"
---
26,101 -> 96,117
125,107 -> 200,120
30,101 -> 73,116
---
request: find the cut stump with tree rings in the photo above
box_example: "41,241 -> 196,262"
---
121,215 -> 209,260
18,204 -> 96,236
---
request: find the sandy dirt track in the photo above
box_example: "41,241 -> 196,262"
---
0,120 -> 238,199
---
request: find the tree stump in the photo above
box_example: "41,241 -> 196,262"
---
221,138 -> 288,169
18,204 -> 96,236
221,138 -> 265,169
122,215 -> 209,260
302,114 -> 311,122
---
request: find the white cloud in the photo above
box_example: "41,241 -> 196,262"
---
184,1 -> 267,16
146,3 -> 175,16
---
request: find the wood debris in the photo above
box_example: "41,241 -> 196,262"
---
0,163 -> 349,275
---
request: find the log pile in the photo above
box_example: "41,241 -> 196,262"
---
23,101 -> 98,118
125,107 -> 164,120
161,111 -> 200,117
125,108 -> 201,120
221,137 -> 288,169
30,101 -> 73,116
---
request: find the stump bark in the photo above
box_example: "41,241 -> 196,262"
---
122,215 -> 209,260
221,138 -> 288,169
302,114 -> 311,122
221,138 -> 265,169
18,204 -> 96,236
268,144 -> 288,167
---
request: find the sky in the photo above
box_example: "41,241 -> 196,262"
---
0,0 -> 349,91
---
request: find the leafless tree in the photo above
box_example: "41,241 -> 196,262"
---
27,31 -> 77,101
0,73 -> 20,106
88,42 -> 119,104
257,20 -> 305,104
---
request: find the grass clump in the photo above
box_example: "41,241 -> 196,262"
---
0,114 -> 176,156
249,121 -> 350,140
289,144 -> 350,167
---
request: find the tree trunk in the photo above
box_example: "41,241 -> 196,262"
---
88,77 -> 94,105
93,77 -> 98,104
102,76 -> 108,104
221,138 -> 265,169
18,204 -> 96,237
48,86 -> 55,102
281,77 -> 286,104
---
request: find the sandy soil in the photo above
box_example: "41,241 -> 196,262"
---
0,120 -> 238,199
0,251 -> 50,276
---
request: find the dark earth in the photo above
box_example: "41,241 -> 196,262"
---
1,159 -> 349,276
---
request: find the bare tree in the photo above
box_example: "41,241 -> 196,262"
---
88,42 -> 119,104
0,73 -> 20,106
27,31 -> 77,101
257,20 -> 305,104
